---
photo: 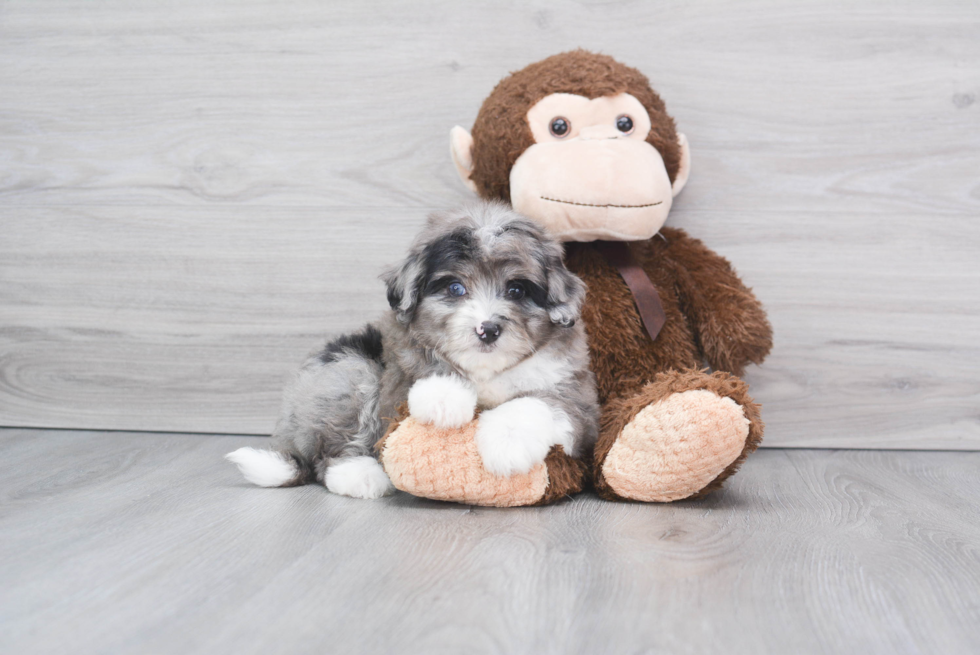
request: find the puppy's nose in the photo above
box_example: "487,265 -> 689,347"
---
476,321 -> 502,344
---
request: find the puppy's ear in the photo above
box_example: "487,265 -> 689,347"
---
382,250 -> 425,324
546,262 -> 586,327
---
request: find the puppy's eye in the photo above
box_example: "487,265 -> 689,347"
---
505,282 -> 526,301
616,115 -> 634,134
447,281 -> 467,297
549,117 -> 570,138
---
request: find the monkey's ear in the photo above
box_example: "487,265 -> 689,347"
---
546,265 -> 586,327
671,133 -> 691,198
450,126 -> 479,194
381,252 -> 425,324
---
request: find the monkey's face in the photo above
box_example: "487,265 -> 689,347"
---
509,93 -> 687,242
451,83 -> 691,243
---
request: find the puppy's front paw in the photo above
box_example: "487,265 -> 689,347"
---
475,398 -> 572,477
408,375 -> 477,428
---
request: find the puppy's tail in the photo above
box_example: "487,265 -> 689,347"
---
225,447 -> 302,487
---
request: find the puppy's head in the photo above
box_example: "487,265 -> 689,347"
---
383,201 -> 585,375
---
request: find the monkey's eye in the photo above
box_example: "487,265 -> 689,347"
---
549,117 -> 570,138
447,281 -> 467,297
616,115 -> 634,134
505,282 -> 526,301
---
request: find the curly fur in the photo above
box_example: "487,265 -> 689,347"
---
455,51 -> 775,502
382,51 -> 774,504
565,230 -> 771,400
230,202 -> 600,499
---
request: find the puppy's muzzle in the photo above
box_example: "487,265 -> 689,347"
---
476,321 -> 502,345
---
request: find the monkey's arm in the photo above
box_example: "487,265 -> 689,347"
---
655,229 -> 773,375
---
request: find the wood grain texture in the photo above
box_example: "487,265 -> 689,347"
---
0,0 -> 978,445
1,1 -> 978,214
0,206 -> 423,433
1,428 -> 978,654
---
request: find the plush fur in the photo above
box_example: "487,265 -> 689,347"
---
228,201 -> 599,499
469,49 -> 682,202
594,370 -> 764,502
381,226 -> 772,505
382,50 -> 774,505
602,390 -> 750,502
377,406 -> 589,507
379,415 -> 551,507
564,233 -> 772,402
560,230 -> 771,499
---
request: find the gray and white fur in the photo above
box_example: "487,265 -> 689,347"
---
226,201 -> 599,499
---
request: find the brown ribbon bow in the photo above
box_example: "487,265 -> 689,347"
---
593,241 -> 666,343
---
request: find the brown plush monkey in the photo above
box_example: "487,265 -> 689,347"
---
379,51 -> 772,506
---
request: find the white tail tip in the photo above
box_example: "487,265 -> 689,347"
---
225,447 -> 299,487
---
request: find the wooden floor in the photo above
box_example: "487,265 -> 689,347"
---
2,428 -> 978,654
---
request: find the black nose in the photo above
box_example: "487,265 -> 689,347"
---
477,321 -> 501,344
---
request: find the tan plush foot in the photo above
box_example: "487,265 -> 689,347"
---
379,417 -> 549,507
601,390 -> 750,502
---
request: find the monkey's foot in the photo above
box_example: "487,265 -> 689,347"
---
378,416 -> 586,507
595,370 -> 763,502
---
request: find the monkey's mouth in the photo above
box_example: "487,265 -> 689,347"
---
540,196 -> 663,209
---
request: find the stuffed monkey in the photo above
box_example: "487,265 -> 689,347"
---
378,50 -> 773,506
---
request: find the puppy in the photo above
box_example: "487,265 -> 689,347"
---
226,202 -> 599,498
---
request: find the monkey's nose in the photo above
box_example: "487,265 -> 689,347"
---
578,124 -> 622,141
476,321 -> 502,345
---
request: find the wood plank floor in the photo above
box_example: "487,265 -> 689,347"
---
2,428 -> 978,654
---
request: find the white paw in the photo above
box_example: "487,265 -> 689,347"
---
325,456 -> 394,499
408,375 -> 477,428
475,397 -> 574,477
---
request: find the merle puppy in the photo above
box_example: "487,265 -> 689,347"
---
227,202 -> 599,498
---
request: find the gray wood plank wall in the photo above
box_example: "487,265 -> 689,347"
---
1,1 -> 978,447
